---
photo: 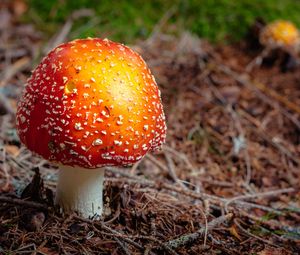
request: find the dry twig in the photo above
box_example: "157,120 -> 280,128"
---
164,213 -> 233,250
0,195 -> 47,210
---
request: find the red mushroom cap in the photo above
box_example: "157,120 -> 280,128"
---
16,38 -> 166,168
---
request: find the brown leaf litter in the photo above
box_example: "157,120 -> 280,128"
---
0,6 -> 300,255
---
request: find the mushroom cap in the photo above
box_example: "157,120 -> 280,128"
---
259,20 -> 300,49
16,38 -> 166,168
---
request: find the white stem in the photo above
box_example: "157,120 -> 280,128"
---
55,165 -> 105,218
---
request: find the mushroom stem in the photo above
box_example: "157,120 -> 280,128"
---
55,165 -> 105,218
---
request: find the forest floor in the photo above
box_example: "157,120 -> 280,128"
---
0,6 -> 300,255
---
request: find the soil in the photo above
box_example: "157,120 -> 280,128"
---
0,6 -> 299,255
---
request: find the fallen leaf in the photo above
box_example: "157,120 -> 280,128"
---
5,145 -> 19,156
229,225 -> 242,241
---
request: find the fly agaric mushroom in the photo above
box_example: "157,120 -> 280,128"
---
16,38 -> 166,218
259,20 -> 300,50
247,20 -> 300,71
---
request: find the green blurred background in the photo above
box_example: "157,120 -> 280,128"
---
26,0 -> 300,43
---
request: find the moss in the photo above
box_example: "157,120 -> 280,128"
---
25,0 -> 300,43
